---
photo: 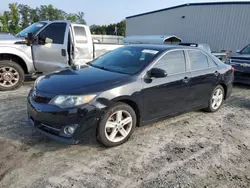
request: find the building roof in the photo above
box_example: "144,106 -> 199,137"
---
126,1 -> 250,19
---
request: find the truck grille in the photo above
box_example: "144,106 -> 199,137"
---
231,59 -> 250,64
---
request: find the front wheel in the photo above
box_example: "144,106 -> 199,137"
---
205,85 -> 225,112
0,60 -> 25,91
97,102 -> 136,147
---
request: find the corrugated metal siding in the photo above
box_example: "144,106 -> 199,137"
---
126,4 -> 250,52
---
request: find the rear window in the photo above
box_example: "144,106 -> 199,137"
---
154,50 -> 186,75
188,50 -> 209,70
74,26 -> 88,44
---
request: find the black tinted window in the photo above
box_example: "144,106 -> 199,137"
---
155,50 -> 186,74
188,50 -> 209,70
39,23 -> 66,44
74,26 -> 87,44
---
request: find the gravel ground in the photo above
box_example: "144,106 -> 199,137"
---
0,82 -> 250,188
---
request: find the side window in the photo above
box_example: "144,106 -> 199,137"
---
207,56 -> 217,68
74,26 -> 88,44
188,50 -> 209,70
154,50 -> 186,75
38,23 -> 66,44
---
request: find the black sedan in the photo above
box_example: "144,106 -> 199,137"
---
27,45 -> 234,147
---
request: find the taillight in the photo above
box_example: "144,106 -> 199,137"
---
231,67 -> 235,73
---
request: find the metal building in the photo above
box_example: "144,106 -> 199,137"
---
126,2 -> 250,53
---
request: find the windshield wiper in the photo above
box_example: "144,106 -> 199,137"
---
89,64 -> 130,75
89,64 -> 107,70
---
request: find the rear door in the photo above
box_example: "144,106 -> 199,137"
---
33,21 -> 70,73
71,24 -> 94,65
142,50 -> 191,121
187,49 -> 219,108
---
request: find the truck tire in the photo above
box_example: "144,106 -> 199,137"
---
0,60 -> 25,91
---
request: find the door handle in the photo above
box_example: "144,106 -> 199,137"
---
61,49 -> 66,57
183,77 -> 190,83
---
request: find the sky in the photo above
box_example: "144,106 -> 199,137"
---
1,0 -> 250,25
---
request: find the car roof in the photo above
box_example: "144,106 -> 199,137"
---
125,44 -> 199,52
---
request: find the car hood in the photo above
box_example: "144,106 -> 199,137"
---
0,35 -> 24,44
230,54 -> 250,60
36,65 -> 130,95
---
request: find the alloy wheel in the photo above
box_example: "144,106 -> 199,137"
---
211,88 -> 223,110
105,110 -> 133,143
0,66 -> 20,87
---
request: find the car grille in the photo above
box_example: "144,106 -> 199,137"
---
39,123 -> 60,136
31,90 -> 52,104
33,95 -> 51,104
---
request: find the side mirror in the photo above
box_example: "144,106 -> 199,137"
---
236,49 -> 241,53
26,33 -> 35,46
148,68 -> 167,78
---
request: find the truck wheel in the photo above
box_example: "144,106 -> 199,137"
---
0,60 -> 25,91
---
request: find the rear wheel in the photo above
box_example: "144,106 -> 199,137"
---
0,60 -> 24,91
97,102 -> 136,147
205,85 -> 225,112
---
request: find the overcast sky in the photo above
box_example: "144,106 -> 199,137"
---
1,0 -> 249,25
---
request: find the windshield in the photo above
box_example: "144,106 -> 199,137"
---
90,46 -> 162,75
240,45 -> 250,54
16,22 -> 47,38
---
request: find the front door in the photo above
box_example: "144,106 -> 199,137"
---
33,21 -> 70,73
142,50 -> 191,121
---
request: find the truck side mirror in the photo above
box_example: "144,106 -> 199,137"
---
26,33 -> 35,46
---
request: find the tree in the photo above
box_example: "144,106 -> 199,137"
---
0,2 -> 88,34
8,3 -> 21,33
18,4 -> 31,28
90,20 -> 126,36
76,11 -> 86,24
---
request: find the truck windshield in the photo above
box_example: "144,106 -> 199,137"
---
240,45 -> 250,54
16,22 -> 47,38
89,46 -> 162,75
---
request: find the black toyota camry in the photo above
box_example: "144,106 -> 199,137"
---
27,44 -> 234,147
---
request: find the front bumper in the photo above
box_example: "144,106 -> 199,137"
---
27,92 -> 102,144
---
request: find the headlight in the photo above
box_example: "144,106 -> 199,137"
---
49,94 -> 96,108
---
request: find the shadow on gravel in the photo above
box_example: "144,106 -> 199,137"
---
233,83 -> 250,89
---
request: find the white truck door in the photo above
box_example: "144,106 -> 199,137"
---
71,24 -> 94,65
32,21 -> 70,73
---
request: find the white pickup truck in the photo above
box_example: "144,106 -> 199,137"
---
0,20 -> 123,91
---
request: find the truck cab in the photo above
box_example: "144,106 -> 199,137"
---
0,20 -> 122,91
226,44 -> 250,84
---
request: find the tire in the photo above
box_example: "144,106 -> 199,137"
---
97,102 -> 137,147
205,85 -> 225,112
0,60 -> 25,91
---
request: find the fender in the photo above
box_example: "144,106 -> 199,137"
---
0,46 -> 34,73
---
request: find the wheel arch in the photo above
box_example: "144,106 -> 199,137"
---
219,83 -> 227,100
0,53 -> 28,74
112,96 -> 141,127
